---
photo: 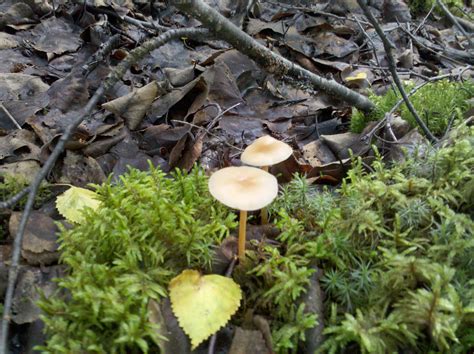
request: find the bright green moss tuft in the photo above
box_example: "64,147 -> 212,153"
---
243,123 -> 474,352
350,80 -> 474,136
38,166 -> 236,353
36,123 -> 474,353
409,0 -> 465,16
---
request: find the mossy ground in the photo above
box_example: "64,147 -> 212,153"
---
408,0 -> 466,16
37,121 -> 474,353
0,176 -> 50,240
350,80 -> 474,136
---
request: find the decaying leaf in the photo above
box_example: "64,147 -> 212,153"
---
169,269 -> 242,349
56,186 -> 101,224
102,81 -> 159,130
9,211 -> 60,266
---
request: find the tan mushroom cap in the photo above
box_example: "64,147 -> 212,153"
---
241,135 -> 293,167
209,166 -> 278,211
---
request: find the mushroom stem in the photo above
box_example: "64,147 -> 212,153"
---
261,166 -> 269,224
238,210 -> 248,261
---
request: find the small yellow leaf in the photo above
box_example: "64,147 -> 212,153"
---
346,72 -> 367,82
169,270 -> 242,349
56,186 -> 101,224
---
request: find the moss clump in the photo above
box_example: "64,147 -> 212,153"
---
38,167 -> 236,353
36,124 -> 473,353
242,123 -> 473,352
0,176 -> 50,240
0,175 -> 51,210
350,80 -> 474,136
408,0 -> 466,16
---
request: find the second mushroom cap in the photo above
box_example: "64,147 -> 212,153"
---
208,166 -> 278,211
241,135 -> 292,167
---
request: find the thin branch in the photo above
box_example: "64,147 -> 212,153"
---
169,0 -> 375,112
352,15 -> 395,92
0,103 -> 22,130
171,120 -> 244,151
86,5 -> 169,32
454,15 -> 474,33
0,188 -> 30,210
82,33 -> 121,75
414,3 -> 436,34
0,27 -> 209,354
436,0 -> 473,47
356,0 -> 438,142
266,1 -> 371,25
401,27 -> 473,65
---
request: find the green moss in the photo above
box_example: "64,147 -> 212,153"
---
36,124 -> 474,353
37,167 -> 236,353
0,176 -> 51,240
244,123 -> 474,352
350,80 -> 474,136
409,0 -> 465,16
0,175 -> 51,210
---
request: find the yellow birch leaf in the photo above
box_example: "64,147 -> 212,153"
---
56,186 -> 101,224
169,269 -> 242,349
345,72 -> 368,82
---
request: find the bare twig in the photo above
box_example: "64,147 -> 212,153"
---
353,15 -> 395,91
356,0 -> 438,142
0,103 -> 22,130
266,1 -> 371,25
454,15 -> 474,33
414,3 -> 436,34
401,27 -> 474,65
171,120 -> 244,151
0,27 -> 209,354
0,188 -> 30,210
436,0 -> 473,47
86,5 -> 169,32
169,0 -> 375,112
82,33 -> 121,76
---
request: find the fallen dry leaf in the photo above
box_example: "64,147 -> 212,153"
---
9,211 -> 60,266
102,81 -> 160,130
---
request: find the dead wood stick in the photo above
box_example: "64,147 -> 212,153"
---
0,103 -> 22,130
455,15 -> 474,33
436,0 -> 473,47
82,33 -> 121,75
356,0 -> 438,142
266,0 -> 371,25
0,27 -> 209,354
169,0 -> 375,112
86,5 -> 169,32
0,188 -> 30,210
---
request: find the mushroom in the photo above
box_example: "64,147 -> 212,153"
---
209,166 -> 278,261
240,135 -> 292,223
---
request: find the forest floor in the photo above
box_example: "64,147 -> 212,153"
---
0,0 -> 473,353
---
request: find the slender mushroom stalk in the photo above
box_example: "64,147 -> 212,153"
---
238,210 -> 247,260
241,136 -> 293,224
260,166 -> 269,224
208,166 -> 278,261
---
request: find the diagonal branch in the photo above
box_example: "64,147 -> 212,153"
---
356,0 -> 438,142
0,27 -> 209,354
436,0 -> 473,47
0,188 -> 30,210
169,0 -> 375,112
